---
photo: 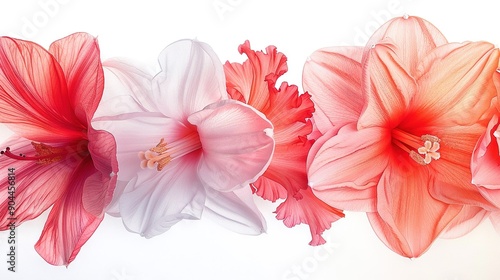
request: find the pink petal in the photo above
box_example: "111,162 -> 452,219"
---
374,160 -> 462,257
471,114 -> 500,190
118,153 -> 205,238
308,124 -> 389,212
489,211 -> 500,234
441,206 -> 489,239
203,187 -> 266,235
358,41 -> 417,129
49,33 -> 104,124
153,40 -> 227,120
34,160 -> 104,266
303,46 -> 364,134
188,100 -> 274,192
365,15 -> 447,75
0,37 -> 82,142
251,177 -> 287,202
275,187 -> 344,246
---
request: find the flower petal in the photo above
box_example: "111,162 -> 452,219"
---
49,33 -> 103,124
374,160 -> 462,257
153,39 -> 227,120
275,187 -> 344,246
188,99 -> 274,192
34,159 -> 103,266
358,41 -> 417,129
0,37 -> 82,142
303,46 -> 364,134
471,114 -> 500,190
203,187 -> 266,235
365,15 -> 447,75
441,206 -> 489,239
308,124 -> 389,212
489,211 -> 500,234
118,153 -> 206,238
251,177 -> 287,202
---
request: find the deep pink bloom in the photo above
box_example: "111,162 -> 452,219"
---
304,16 -> 499,257
0,33 -> 117,265
224,41 -> 344,245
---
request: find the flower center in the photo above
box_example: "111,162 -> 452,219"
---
1,141 -> 89,165
392,128 -> 441,165
139,132 -> 201,171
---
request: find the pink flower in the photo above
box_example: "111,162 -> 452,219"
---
0,33 -> 118,265
95,40 -> 274,237
304,16 -> 499,257
224,41 -> 344,246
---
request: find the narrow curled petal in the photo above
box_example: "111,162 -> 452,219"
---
153,39 -> 227,120
203,187 -> 266,235
34,160 -> 103,266
188,100 -> 274,192
275,187 -> 344,245
118,153 -> 206,238
49,33 -> 104,123
308,124 -> 389,212
374,161 -> 461,257
303,46 -> 364,134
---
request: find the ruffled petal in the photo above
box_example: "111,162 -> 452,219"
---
118,153 -> 206,238
365,15 -> 447,75
410,42 -> 499,127
49,33 -> 104,124
203,187 -> 266,235
308,124 -> 389,212
188,100 -> 274,192
358,41 -> 417,129
374,160 -> 462,257
34,159 -> 103,266
153,39 -> 227,120
303,46 -> 364,134
441,206 -> 489,239
275,187 -> 344,246
251,177 -> 287,202
0,37 -> 82,142
224,40 -> 287,111
0,137 -> 74,228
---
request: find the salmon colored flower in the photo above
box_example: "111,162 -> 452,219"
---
95,40 -> 274,237
304,16 -> 499,257
224,41 -> 344,245
0,33 -> 118,265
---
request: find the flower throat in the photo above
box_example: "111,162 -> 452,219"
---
391,128 -> 441,165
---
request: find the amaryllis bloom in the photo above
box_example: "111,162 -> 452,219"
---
95,40 -> 274,237
0,33 -> 117,265
224,41 -> 344,246
304,16 -> 499,257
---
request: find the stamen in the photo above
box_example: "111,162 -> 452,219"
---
1,141 -> 87,165
392,129 -> 441,165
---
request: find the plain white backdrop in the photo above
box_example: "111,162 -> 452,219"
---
0,1 -> 500,279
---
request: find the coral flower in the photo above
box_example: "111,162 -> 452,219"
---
304,16 -> 499,257
95,40 -> 274,237
0,33 -> 118,265
224,41 -> 344,245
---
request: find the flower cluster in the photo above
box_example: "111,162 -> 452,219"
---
0,15 -> 499,265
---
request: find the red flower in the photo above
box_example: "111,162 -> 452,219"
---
0,33 -> 117,265
225,41 -> 344,245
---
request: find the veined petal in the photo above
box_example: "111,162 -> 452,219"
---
49,33 -> 103,124
34,159 -> 103,266
471,113 -> 500,191
308,124 -> 389,212
188,100 -> 274,192
0,37 -> 82,142
118,153 -> 205,238
358,41 -> 417,129
0,137 -> 73,229
411,42 -> 499,127
375,161 -> 462,257
251,177 -> 287,202
203,187 -> 266,235
153,39 -> 227,120
441,206 -> 489,239
224,40 -> 287,111
275,187 -> 344,246
365,15 -> 447,75
303,46 -> 364,134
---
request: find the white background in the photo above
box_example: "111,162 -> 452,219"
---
0,0 -> 500,279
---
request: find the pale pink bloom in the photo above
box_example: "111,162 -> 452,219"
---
95,40 -> 274,237
224,41 -> 344,245
0,33 -> 117,265
304,16 -> 499,257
